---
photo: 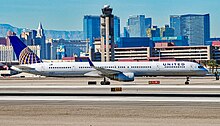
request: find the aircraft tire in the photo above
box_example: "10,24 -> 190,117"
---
105,81 -> 110,85
100,81 -> 105,85
185,81 -> 189,85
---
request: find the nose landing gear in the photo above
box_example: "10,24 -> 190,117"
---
185,76 -> 190,85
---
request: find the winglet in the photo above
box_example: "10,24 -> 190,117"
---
87,58 -> 94,67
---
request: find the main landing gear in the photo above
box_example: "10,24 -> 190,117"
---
185,76 -> 190,85
100,77 -> 110,85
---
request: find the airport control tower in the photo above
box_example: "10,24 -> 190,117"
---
100,5 -> 115,62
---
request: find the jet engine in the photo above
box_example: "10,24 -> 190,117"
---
110,72 -> 134,82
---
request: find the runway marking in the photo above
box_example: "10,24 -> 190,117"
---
0,96 -> 220,102
1,85 -> 220,89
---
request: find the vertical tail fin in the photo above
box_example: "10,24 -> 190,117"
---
9,36 -> 42,64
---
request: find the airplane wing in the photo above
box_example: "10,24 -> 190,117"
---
87,58 -> 121,76
93,67 -> 121,76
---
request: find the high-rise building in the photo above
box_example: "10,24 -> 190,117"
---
49,39 -> 88,60
114,16 -> 120,45
160,25 -> 174,37
170,14 -> 210,46
83,15 -> 120,49
45,38 -> 52,60
35,22 -> 46,59
83,15 -> 100,48
146,26 -> 160,38
180,14 -> 210,45
170,15 -> 181,36
20,31 -> 33,45
145,18 -> 152,29
20,30 -> 37,46
123,27 -> 129,38
126,15 -> 152,37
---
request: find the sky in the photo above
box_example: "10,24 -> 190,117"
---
0,0 -> 220,37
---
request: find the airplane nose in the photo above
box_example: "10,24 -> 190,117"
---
203,68 -> 209,74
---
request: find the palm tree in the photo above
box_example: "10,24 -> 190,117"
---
200,60 -> 208,67
207,60 -> 218,73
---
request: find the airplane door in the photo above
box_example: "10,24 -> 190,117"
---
156,63 -> 160,71
41,65 -> 45,72
190,64 -> 194,71
72,66 -> 75,71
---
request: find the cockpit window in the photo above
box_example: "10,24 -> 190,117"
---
198,66 -> 203,68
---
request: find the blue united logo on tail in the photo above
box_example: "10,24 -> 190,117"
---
9,36 -> 42,64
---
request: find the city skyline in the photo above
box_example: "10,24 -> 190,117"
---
0,0 -> 220,37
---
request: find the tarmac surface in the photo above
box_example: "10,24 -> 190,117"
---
0,101 -> 220,126
0,76 -> 219,86
0,76 -> 220,126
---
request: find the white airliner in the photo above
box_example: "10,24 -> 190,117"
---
9,36 -> 208,85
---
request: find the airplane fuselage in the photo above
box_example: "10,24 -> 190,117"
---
14,61 -> 208,77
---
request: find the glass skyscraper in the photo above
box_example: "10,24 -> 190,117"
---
170,15 -> 181,37
114,16 -> 120,45
83,15 -> 100,48
180,14 -> 210,45
83,15 -> 120,48
126,15 -> 152,37
170,14 -> 210,46
145,18 -> 152,29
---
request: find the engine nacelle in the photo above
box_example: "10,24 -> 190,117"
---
110,72 -> 134,82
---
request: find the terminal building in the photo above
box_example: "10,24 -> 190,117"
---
114,47 -> 151,61
93,40 -> 151,61
115,44 -> 211,62
153,43 -> 211,61
114,44 -> 211,62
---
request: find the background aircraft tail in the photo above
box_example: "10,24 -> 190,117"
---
9,36 -> 42,64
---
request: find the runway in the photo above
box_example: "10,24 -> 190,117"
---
1,76 -> 219,86
1,85 -> 220,95
1,96 -> 220,102
0,77 -> 220,100
0,77 -> 220,126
